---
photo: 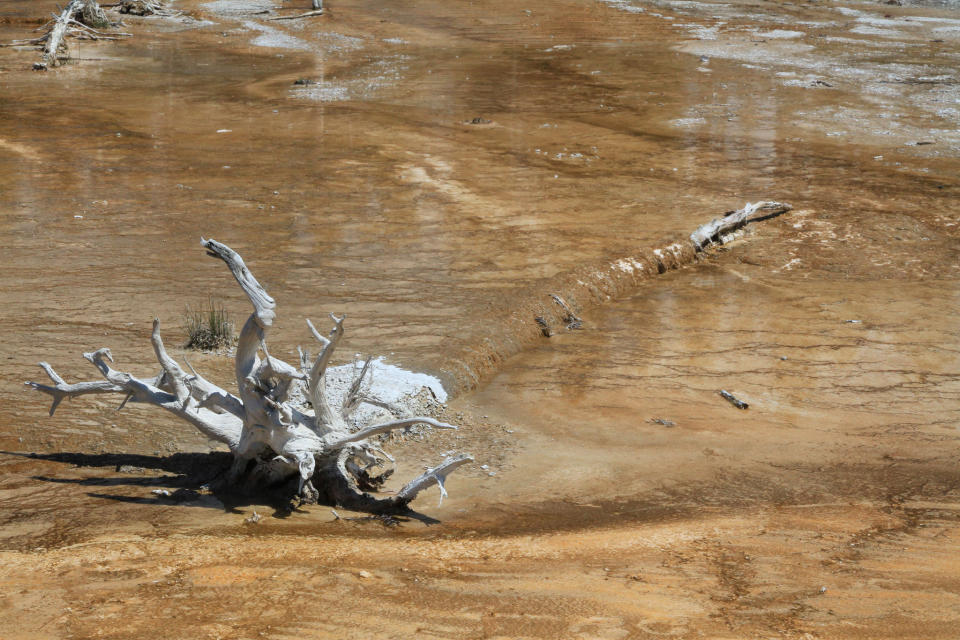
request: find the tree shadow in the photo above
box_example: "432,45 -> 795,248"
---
0,450 -> 440,525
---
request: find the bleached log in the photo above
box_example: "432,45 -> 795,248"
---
181,358 -> 245,420
42,0 -> 83,66
28,239 -> 472,514
689,201 -> 791,251
268,10 -> 324,21
33,0 -> 126,68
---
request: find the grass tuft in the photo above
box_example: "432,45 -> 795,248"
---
184,298 -> 234,351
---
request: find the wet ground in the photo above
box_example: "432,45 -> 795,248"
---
1,0 -> 959,637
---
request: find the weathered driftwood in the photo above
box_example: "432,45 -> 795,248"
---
45,0 -> 92,66
27,239 -> 471,512
689,201 -> 791,251
550,294 -> 582,330
719,390 -> 749,410
268,10 -> 324,21
532,201 -> 793,340
268,0 -> 323,20
27,0 -> 129,68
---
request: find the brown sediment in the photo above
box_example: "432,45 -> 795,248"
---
2,0 -> 960,637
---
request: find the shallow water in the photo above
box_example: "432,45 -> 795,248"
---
1,0 -> 960,637
472,266 -> 960,517
1,0 -> 957,407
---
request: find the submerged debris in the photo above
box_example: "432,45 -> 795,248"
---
550,293 -> 583,329
648,417 -> 676,427
535,316 -> 553,337
719,390 -> 749,410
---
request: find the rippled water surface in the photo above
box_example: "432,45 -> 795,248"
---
1,0 -> 959,637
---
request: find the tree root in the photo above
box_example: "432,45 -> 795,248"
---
27,239 -> 473,515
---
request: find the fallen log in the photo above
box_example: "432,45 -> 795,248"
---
268,0 -> 323,20
268,10 -> 324,21
34,0 -> 129,68
529,201 -> 793,340
689,201 -> 791,251
41,0 -> 82,66
3,0 -> 133,68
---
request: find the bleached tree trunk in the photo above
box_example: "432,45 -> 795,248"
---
27,239 -> 471,512
36,0 -> 125,69
42,0 -> 82,66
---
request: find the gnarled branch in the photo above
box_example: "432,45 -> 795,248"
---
26,362 -> 130,416
323,417 -> 456,449
304,314 -> 344,431
395,455 -> 474,506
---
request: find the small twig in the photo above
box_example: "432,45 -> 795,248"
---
550,294 -> 582,329
648,417 -> 676,427
718,390 -> 749,410
267,9 -> 324,20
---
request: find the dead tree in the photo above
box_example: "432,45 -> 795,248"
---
26,239 -> 471,512
4,0 -> 131,69
44,0 -> 109,67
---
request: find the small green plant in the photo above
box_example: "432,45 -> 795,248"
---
184,298 -> 234,351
